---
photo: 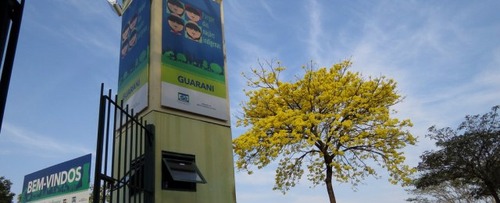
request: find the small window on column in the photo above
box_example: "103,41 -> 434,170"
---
162,151 -> 207,191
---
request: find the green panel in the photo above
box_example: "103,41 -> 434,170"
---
143,112 -> 236,203
162,63 -> 226,98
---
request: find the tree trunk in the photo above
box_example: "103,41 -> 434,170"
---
486,182 -> 500,203
490,188 -> 500,203
325,164 -> 337,203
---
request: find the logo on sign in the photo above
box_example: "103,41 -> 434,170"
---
178,92 -> 189,103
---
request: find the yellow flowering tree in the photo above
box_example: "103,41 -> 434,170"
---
233,60 -> 416,203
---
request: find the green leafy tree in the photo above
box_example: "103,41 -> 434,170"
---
406,180 -> 493,203
233,60 -> 416,203
0,176 -> 15,203
413,105 -> 500,202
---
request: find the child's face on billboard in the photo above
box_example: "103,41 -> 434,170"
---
168,19 -> 184,32
167,2 -> 184,16
187,27 -> 201,40
186,11 -> 200,22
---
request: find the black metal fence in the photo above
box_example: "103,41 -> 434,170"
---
93,84 -> 154,203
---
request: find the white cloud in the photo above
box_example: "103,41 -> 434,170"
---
1,123 -> 92,157
25,1 -> 120,57
306,0 -> 322,60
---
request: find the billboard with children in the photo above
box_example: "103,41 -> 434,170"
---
161,0 -> 228,121
21,154 -> 91,203
117,0 -> 151,113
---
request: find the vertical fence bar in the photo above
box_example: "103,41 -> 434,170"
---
102,88 -> 112,202
144,124 -> 155,203
116,100 -> 124,201
133,110 -> 138,203
123,105 -> 129,202
140,118 -> 145,203
0,0 -> 24,133
137,116 -> 141,203
109,94 -> 119,203
128,108 -> 134,203
93,84 -> 106,203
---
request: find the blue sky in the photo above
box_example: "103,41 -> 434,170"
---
1,0 -> 500,202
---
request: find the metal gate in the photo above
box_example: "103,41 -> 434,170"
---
93,84 -> 154,203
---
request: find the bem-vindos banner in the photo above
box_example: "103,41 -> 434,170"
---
22,154 -> 91,203
161,0 -> 228,121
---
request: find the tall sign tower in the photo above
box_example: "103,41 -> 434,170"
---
110,0 -> 235,202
